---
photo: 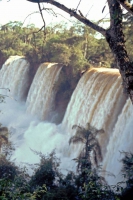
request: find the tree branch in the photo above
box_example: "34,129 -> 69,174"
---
27,0 -> 106,36
117,0 -> 133,15
38,2 -> 46,27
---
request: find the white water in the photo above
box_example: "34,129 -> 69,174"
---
62,68 -> 126,157
0,56 -> 30,101
102,99 -> 133,185
0,58 -> 133,185
26,63 -> 62,120
0,57 -> 76,173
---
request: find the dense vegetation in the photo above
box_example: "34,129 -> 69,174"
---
0,138 -> 115,200
0,20 -> 115,71
0,17 -> 133,71
0,125 -> 133,200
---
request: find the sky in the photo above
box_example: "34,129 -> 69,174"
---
0,0 -> 108,28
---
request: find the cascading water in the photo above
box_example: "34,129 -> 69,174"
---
0,58 -> 133,185
0,59 -> 74,171
0,56 -> 30,101
62,68 -> 127,157
26,63 -> 62,120
102,99 -> 133,185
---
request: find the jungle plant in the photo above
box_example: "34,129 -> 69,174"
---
69,123 -> 117,200
120,152 -> 133,200
69,123 -> 104,168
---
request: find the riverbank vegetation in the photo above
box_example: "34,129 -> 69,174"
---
0,20 -> 115,71
0,17 -> 133,72
0,126 -> 133,200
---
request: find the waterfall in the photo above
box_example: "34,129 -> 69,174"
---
102,99 -> 133,185
0,56 -> 30,101
0,58 -> 133,185
62,68 -> 126,157
26,63 -> 62,120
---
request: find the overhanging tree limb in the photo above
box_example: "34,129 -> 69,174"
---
27,0 -> 106,36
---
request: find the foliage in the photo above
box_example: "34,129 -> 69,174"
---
120,152 -> 133,199
69,123 -> 104,167
0,143 -> 116,200
29,151 -> 60,188
0,149 -> 47,199
0,147 -> 131,200
0,21 -> 114,72
77,168 -> 116,200
29,152 -> 79,200
1,127 -> 133,200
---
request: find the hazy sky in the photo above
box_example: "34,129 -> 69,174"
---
0,0 -> 108,27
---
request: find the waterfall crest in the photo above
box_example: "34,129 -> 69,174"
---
26,63 -> 62,120
0,56 -> 30,100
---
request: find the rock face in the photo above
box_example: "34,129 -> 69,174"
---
0,127 -> 8,135
53,66 -> 80,124
0,51 -> 7,70
0,127 -> 8,153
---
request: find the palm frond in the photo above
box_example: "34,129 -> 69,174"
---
72,124 -> 83,130
69,136 -> 84,145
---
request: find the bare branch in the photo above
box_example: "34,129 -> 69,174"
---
33,25 -> 45,34
27,0 -> 106,36
117,0 -> 133,15
38,2 -> 46,26
76,0 -> 82,11
102,5 -> 106,13
97,13 -> 109,25
37,1 -> 47,40
78,10 -> 84,17
102,0 -> 107,13
23,11 -> 40,25
85,5 -> 93,17
23,8 -> 53,25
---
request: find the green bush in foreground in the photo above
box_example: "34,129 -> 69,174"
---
1,136 -> 133,199
0,149 -> 118,200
